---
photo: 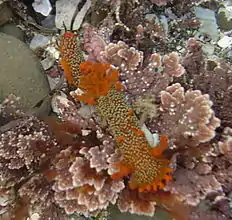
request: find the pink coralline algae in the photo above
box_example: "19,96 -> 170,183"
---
167,166 -> 223,206
0,114 -> 57,188
117,188 -> 156,216
0,95 -> 69,219
162,52 -> 185,77
182,38 -> 232,128
1,0 -> 232,218
93,37 -> 184,100
18,174 -> 66,220
167,137 -> 232,219
149,83 -> 220,149
218,127 -> 232,160
82,23 -> 107,62
100,41 -> 144,72
52,139 -> 124,216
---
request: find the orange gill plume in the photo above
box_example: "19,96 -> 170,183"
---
57,29 -> 84,87
75,61 -> 173,192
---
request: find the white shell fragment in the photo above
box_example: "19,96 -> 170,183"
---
32,0 -> 52,16
217,36 -> 232,48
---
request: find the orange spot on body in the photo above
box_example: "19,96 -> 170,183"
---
127,109 -> 133,116
131,127 -> 144,136
135,130 -> 144,136
116,136 -> 125,143
166,167 -> 173,173
164,174 -> 173,181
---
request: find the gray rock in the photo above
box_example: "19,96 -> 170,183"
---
0,33 -> 50,111
0,23 -> 25,41
0,3 -> 13,26
29,34 -> 51,50
41,15 -> 56,28
217,6 -> 232,31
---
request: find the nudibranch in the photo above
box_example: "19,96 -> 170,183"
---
72,61 -> 173,192
58,31 -> 84,87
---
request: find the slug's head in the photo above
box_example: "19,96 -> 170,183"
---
56,21 -> 78,51
61,21 -> 78,40
63,31 -> 76,38
59,21 -> 78,42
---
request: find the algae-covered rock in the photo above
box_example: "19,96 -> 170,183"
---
217,6 -> 232,31
0,23 -> 25,41
0,3 -> 13,26
0,33 -> 50,111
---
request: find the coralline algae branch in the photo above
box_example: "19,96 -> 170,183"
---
52,136 -> 125,217
72,61 -> 172,192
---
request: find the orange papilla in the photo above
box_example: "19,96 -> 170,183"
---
115,81 -> 124,92
76,61 -> 120,104
111,162 -> 132,179
151,135 -> 168,157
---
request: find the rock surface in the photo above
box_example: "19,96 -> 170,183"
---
0,33 -> 50,111
0,3 -> 13,26
0,23 -> 25,41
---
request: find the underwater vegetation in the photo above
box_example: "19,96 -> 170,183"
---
0,0 -> 232,220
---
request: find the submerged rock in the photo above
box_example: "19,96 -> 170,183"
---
0,33 -> 50,111
0,2 -> 13,26
0,23 -> 25,41
217,6 -> 232,31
